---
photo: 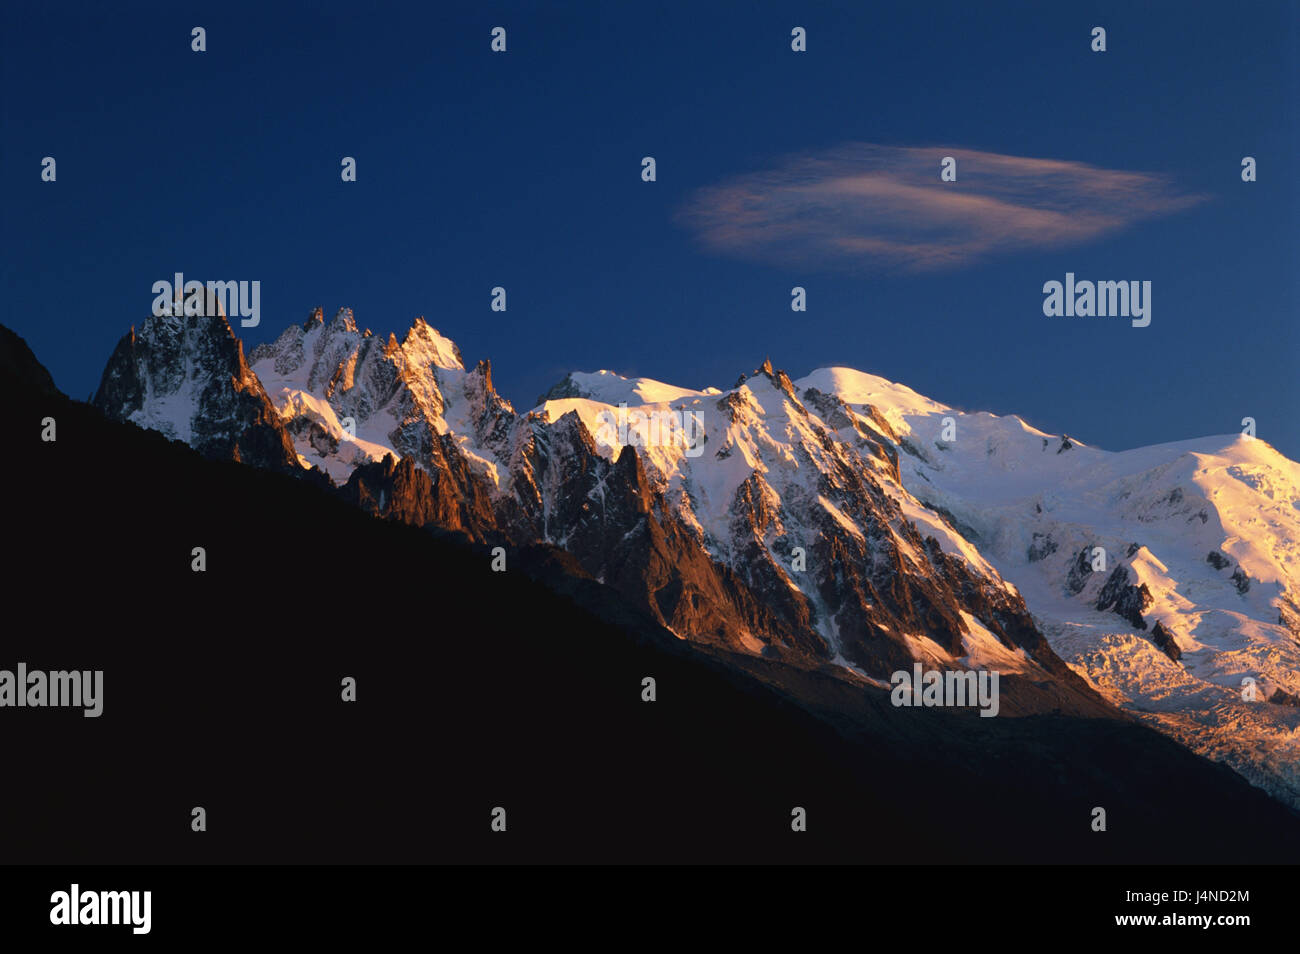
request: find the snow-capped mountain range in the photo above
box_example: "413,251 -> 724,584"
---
92,304 -> 1300,807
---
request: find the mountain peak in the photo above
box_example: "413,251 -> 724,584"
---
734,359 -> 801,409
327,307 -> 358,334
401,317 -> 463,370
93,308 -> 299,473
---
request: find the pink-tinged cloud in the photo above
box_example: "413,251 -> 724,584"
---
675,144 -> 1206,272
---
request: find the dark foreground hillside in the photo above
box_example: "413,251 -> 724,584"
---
3,324 -> 1298,863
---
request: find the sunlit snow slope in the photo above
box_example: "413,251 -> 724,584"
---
795,367 -> 1300,806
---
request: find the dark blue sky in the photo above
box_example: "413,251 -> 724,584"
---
3,1 -> 1296,457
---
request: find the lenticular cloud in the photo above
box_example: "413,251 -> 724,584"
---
675,144 -> 1205,273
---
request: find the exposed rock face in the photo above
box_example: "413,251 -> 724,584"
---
488,407 -> 827,661
92,299 -> 299,473
340,447 -> 500,541
801,387 -> 901,483
1207,550 -> 1231,570
1280,597 -> 1300,641
1096,566 -> 1153,630
1231,567 -> 1251,594
1065,547 -> 1094,596
1027,532 -> 1057,563
341,454 -> 440,528
535,373 -> 587,405
1149,620 -> 1182,661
